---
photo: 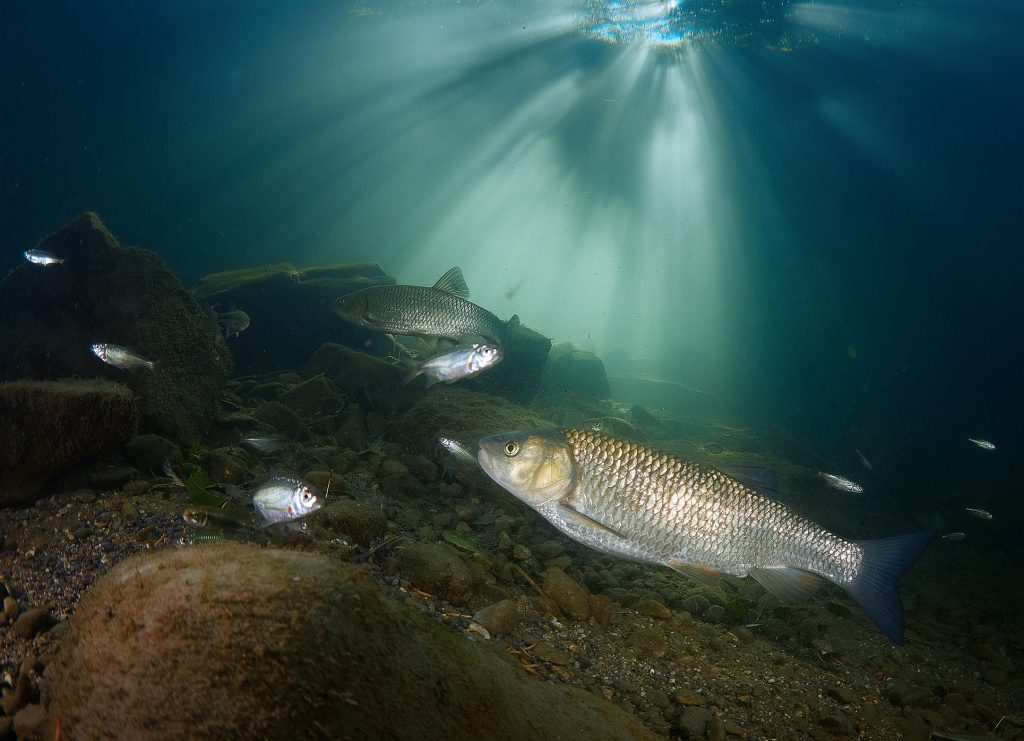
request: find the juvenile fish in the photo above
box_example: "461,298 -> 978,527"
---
965,507 -> 993,520
478,429 -> 931,644
335,266 -> 516,345
182,506 -> 252,532
252,475 -> 323,527
91,343 -> 155,371
819,472 -> 864,494
855,449 -> 874,471
968,438 -> 996,450
941,532 -> 967,541
439,436 -> 478,465
23,249 -> 63,266
405,343 -> 504,387
217,309 -> 251,338
240,435 -> 290,454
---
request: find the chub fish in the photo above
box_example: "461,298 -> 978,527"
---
478,429 -> 932,644
818,472 -> 864,494
91,343 -> 155,371
216,309 -> 251,338
405,343 -> 503,387
967,438 -> 996,451
334,266 -> 516,345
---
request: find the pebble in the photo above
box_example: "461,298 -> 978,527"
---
542,568 -> 591,620
827,686 -> 859,705
673,688 -> 706,707
473,599 -> 519,637
12,606 -> 53,640
511,544 -> 532,562
496,531 -> 513,551
3,596 -> 20,623
676,706 -> 711,739
13,703 -> 46,740
531,641 -> 570,666
1,672 -> 34,716
629,626 -> 668,658
635,598 -> 673,620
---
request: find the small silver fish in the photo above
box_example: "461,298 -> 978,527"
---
965,507 -> 993,520
240,435 -> 290,454
252,475 -> 323,527
404,343 -> 504,387
23,249 -> 63,266
941,532 -> 967,541
91,343 -> 155,371
968,438 -> 996,451
855,449 -> 874,471
439,436 -> 478,466
819,472 -> 864,494
217,309 -> 251,338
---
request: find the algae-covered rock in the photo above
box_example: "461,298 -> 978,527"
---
278,373 -> 346,419
464,319 -> 552,404
48,544 -> 659,740
393,542 -> 481,605
542,342 -> 611,399
309,342 -> 407,396
193,262 -> 396,374
0,380 -> 137,505
0,213 -> 230,447
393,387 -> 554,456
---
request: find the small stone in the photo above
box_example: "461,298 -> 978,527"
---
323,499 -> 388,546
3,596 -> 20,623
511,544 -> 532,562
494,515 -> 516,532
635,598 -> 673,620
535,541 -> 564,560
983,669 -> 1008,687
723,720 -> 745,736
588,595 -> 617,627
675,707 -> 710,739
12,606 -> 53,640
817,712 -> 851,735
1,672 -> 34,716
531,641 -> 570,666
703,604 -> 726,623
673,688 -> 706,707
431,512 -> 453,529
13,703 -> 46,741
708,636 -> 726,651
827,686 -> 858,705
87,466 -> 137,490
497,531 -> 513,551
454,521 -> 472,535
629,626 -> 667,658
943,692 -> 967,709
473,599 -> 519,637
543,567 -> 591,620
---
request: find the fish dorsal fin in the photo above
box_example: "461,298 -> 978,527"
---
718,466 -> 778,497
749,567 -> 822,602
558,499 -> 625,538
665,558 -> 722,589
507,314 -> 520,330
433,267 -> 470,299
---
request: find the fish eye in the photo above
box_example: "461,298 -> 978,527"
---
504,441 -> 520,457
301,489 -> 313,503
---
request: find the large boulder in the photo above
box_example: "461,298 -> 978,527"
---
0,213 -> 231,447
542,342 -> 611,399
193,262 -> 396,374
464,319 -> 552,404
0,380 -> 137,505
47,544 -> 659,741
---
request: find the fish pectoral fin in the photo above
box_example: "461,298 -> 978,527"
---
432,266 -> 470,299
749,567 -> 822,602
557,500 -> 625,538
664,559 -> 722,590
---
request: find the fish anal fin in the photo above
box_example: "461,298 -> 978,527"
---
750,567 -> 822,602
558,500 -> 625,538
433,267 -> 470,299
665,559 -> 722,589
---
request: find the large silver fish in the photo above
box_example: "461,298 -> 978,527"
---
334,266 -> 516,345
478,429 -> 932,644
252,475 -> 323,528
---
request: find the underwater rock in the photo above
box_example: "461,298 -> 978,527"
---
253,401 -> 310,442
278,373 -> 346,419
123,434 -> 182,475
322,498 -> 388,546
473,599 -> 520,637
47,545 -> 658,740
0,380 -> 137,505
542,567 -> 591,621
393,542 -> 481,605
0,213 -> 231,447
393,387 -> 553,456
463,319 -> 552,404
309,342 -> 409,397
193,262 -> 396,375
541,342 -> 611,399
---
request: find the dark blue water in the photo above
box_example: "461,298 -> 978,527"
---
4,0 -> 1023,513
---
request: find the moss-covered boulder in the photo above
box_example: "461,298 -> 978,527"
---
0,213 -> 231,447
193,262 -> 396,374
542,342 -> 611,399
48,544 -> 659,741
0,380 -> 137,505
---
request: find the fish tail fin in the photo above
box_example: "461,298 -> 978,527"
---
844,531 -> 933,644
146,360 -> 156,371
401,367 -> 421,386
